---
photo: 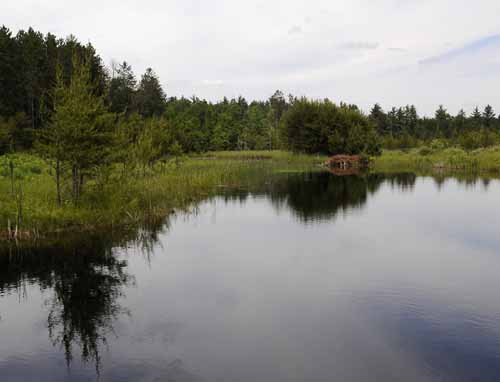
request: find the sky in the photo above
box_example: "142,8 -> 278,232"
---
3,0 -> 500,115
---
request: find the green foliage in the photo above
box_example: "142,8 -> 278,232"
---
371,103 -> 500,149
282,98 -> 381,155
211,115 -> 232,151
37,55 -> 113,202
0,26 -> 107,149
5,24 -> 500,237
162,96 -> 279,152
134,117 -> 173,171
135,68 -> 166,118
418,147 -> 433,156
373,145 -> 500,173
429,139 -> 448,151
0,116 -> 15,154
0,151 -> 322,235
0,113 -> 32,153
457,130 -> 499,151
169,141 -> 183,167
0,153 -> 46,178
108,61 -> 136,114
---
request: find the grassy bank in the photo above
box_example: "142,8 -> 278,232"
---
5,146 -> 500,240
0,151 -> 323,239
373,146 -> 500,174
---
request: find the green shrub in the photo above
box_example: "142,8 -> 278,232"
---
430,139 -> 447,151
418,147 -> 433,156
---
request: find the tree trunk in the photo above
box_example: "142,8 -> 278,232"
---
56,159 -> 61,206
9,160 -> 14,197
72,165 -> 79,203
31,94 -> 36,131
80,173 -> 84,194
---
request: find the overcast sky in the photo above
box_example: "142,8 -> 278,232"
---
3,0 -> 500,115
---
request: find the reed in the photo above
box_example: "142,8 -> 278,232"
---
373,146 -> 500,174
0,151 -> 324,238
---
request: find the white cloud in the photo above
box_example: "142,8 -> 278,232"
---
3,0 -> 500,115
338,41 -> 379,51
201,79 -> 225,87
288,25 -> 303,35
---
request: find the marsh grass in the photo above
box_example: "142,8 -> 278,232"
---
373,146 -> 500,174
0,151 -> 324,238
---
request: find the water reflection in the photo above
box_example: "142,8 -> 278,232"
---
361,293 -> 500,382
1,171 -> 500,381
0,224 -> 170,375
266,173 -> 387,222
221,172 -> 417,223
0,238 -> 132,373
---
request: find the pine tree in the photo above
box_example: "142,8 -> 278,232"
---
39,55 -> 113,204
0,26 -> 23,117
108,61 -> 136,114
269,90 -> 287,149
135,68 -> 166,118
471,107 -> 482,129
482,105 -> 496,128
16,27 -> 46,133
435,105 -> 451,137
454,109 -> 467,133
369,103 -> 388,135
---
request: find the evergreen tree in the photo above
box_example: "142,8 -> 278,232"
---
135,68 -> 166,118
0,26 -> 22,117
39,56 -> 113,204
435,105 -> 451,137
108,61 -> 136,114
405,105 -> 418,136
483,105 -> 496,128
471,107 -> 482,129
369,104 -> 388,135
269,90 -> 287,149
16,27 -> 46,132
454,109 -> 467,133
387,107 -> 398,137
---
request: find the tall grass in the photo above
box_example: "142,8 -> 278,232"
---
0,151 -> 324,237
373,146 -> 500,174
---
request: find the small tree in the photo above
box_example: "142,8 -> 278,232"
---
169,140 -> 183,167
39,54 -> 113,204
134,117 -> 172,175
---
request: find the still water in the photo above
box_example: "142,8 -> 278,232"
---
1,172 -> 500,381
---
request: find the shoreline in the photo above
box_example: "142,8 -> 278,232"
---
3,148 -> 500,243
0,151 -> 323,242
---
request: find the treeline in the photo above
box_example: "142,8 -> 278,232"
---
370,104 -> 500,150
0,26 -> 107,150
2,25 -> 500,165
0,26 -> 288,155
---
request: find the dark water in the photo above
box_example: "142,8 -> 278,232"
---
1,172 -> 500,382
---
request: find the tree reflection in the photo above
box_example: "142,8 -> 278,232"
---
0,226 -> 164,374
0,170 -> 496,379
271,173 -> 387,222
45,245 -> 132,372
220,171 -> 417,223
384,172 -> 417,191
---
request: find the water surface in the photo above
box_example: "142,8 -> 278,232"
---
1,172 -> 500,381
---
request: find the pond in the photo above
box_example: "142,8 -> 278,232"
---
1,171 -> 500,381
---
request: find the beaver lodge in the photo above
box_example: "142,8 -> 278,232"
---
325,154 -> 367,169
